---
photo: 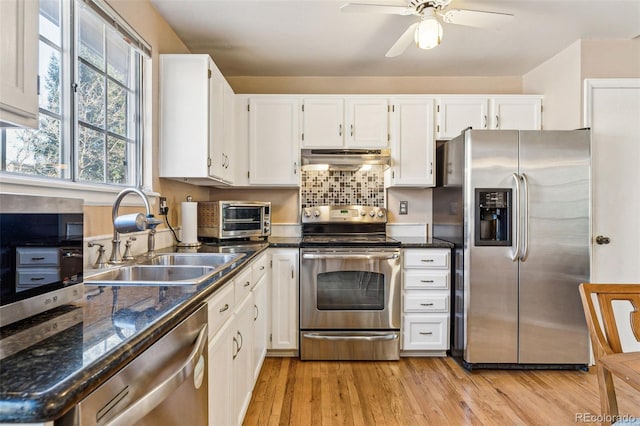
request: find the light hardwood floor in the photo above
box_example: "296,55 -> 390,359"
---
244,357 -> 640,426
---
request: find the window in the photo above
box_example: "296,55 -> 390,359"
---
0,0 -> 147,188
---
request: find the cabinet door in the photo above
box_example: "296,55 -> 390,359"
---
252,273 -> 269,382
249,97 -> 300,186
209,65 -> 225,180
0,0 -> 39,128
159,54 -> 211,178
437,97 -> 488,139
222,81 -> 235,182
345,98 -> 389,148
302,98 -> 344,148
270,249 -> 298,350
234,294 -> 254,425
208,317 -> 234,426
389,98 -> 435,187
490,97 -> 542,130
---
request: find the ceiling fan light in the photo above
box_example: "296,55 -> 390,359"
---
414,17 -> 443,50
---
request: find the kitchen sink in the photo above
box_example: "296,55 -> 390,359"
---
84,252 -> 246,286
149,252 -> 245,268
85,265 -> 217,286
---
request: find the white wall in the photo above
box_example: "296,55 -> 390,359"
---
523,41 -> 582,130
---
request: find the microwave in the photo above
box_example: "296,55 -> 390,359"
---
0,194 -> 84,327
197,201 -> 271,240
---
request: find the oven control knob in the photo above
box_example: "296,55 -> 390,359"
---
369,210 -> 375,217
303,209 -> 311,218
313,210 -> 321,217
377,210 -> 385,218
360,210 -> 366,217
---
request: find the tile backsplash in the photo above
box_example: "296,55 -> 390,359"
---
301,169 -> 385,208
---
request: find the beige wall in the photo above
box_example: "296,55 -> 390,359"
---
227,76 -> 522,95
523,40 -> 582,130
523,38 -> 640,130
386,188 -> 433,224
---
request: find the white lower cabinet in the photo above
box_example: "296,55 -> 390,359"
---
207,315 -> 234,426
402,248 -> 451,354
252,259 -> 269,381
269,248 -> 299,351
207,250 -> 271,426
233,293 -> 255,425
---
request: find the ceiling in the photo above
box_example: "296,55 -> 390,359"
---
149,0 -> 640,77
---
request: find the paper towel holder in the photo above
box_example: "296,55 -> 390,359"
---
177,195 -> 202,248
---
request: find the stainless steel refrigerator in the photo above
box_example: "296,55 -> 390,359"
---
433,129 -> 590,369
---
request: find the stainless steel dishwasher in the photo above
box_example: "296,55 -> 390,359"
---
66,305 -> 208,425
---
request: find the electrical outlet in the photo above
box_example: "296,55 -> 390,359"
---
399,201 -> 408,215
159,197 -> 168,215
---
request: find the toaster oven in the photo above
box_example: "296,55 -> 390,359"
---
197,201 -> 271,240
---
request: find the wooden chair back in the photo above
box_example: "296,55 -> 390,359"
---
578,283 -> 640,424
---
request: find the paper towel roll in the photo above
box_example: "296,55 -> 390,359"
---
180,201 -> 199,246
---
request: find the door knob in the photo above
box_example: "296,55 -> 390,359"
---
595,235 -> 611,245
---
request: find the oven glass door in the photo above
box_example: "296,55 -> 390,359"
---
300,248 -> 401,330
221,205 -> 263,233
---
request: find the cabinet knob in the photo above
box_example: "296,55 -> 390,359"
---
595,235 -> 611,245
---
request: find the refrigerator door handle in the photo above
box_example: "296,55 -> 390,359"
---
520,173 -> 530,262
511,173 -> 521,261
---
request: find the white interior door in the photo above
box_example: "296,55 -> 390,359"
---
584,79 -> 640,283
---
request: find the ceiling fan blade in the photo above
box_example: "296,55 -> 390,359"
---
385,22 -> 419,58
440,9 -> 514,29
340,3 -> 413,15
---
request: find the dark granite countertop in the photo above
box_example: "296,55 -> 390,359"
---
266,236 -> 301,247
0,241 -> 268,423
395,237 -> 455,249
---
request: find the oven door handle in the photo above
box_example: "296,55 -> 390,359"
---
302,333 -> 399,342
302,253 -> 399,261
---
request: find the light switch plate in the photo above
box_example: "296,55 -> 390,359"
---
399,201 -> 408,215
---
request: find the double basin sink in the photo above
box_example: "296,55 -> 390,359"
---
84,253 -> 246,287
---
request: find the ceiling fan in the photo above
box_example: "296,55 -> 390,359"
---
341,0 -> 514,57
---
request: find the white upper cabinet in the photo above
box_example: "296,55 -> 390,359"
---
301,96 -> 389,149
388,97 -> 436,187
248,96 -> 300,186
301,97 -> 345,148
159,54 -> 234,185
489,96 -> 542,130
436,97 -> 489,139
0,0 -> 39,128
345,97 -> 389,148
436,95 -> 543,139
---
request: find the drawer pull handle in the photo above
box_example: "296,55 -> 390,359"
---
30,277 -> 45,281
419,331 -> 433,335
420,303 -> 435,306
421,259 -> 435,263
259,266 -> 265,271
244,280 -> 251,287
31,257 -> 46,261
219,304 -> 229,313
420,280 -> 434,283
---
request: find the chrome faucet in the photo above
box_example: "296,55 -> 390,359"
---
109,188 -> 162,264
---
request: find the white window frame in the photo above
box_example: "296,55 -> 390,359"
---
0,0 -> 155,205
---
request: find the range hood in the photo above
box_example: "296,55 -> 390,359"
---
301,149 -> 391,171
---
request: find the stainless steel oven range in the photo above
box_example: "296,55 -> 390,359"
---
300,205 -> 401,361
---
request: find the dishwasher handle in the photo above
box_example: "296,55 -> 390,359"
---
104,323 -> 208,426
302,253 -> 399,261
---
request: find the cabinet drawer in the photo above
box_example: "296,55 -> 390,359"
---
402,314 -> 449,350
251,253 -> 268,285
16,268 -> 60,287
404,270 -> 449,290
404,293 -> 449,313
17,247 -> 59,266
207,283 -> 235,338
403,249 -> 450,269
234,266 -> 253,305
